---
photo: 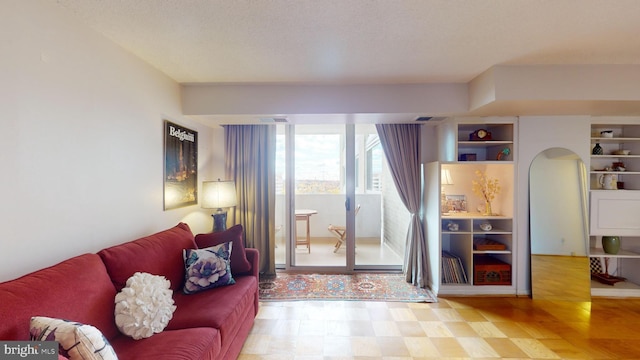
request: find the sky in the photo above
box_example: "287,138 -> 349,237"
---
276,133 -> 341,181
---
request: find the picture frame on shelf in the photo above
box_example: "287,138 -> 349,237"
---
445,195 -> 467,213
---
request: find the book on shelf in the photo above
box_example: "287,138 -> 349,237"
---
441,251 -> 468,284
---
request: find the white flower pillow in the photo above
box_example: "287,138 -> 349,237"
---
30,316 -> 118,360
114,272 -> 176,340
183,242 -> 235,294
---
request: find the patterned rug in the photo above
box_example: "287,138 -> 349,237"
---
258,273 -> 437,302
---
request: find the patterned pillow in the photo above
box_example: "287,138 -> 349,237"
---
183,242 -> 235,294
30,316 -> 118,360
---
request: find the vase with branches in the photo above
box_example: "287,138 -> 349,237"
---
472,170 -> 500,215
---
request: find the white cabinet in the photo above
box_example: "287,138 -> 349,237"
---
589,119 -> 640,297
590,191 -> 640,236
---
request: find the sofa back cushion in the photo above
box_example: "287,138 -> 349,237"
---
98,223 -> 196,292
0,253 -> 119,340
194,224 -> 252,275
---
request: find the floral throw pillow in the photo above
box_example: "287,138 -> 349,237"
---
183,242 -> 235,294
30,316 -> 118,360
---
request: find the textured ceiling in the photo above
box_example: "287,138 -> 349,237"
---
55,0 -> 640,84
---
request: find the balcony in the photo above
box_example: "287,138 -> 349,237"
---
275,193 -> 405,268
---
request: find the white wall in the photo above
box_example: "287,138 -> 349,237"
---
0,1 -> 223,282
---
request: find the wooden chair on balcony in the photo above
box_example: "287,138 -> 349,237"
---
327,204 -> 361,253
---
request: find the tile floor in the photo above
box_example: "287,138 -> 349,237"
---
238,297 -> 640,359
276,237 -> 403,267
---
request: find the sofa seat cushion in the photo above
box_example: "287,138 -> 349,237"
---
168,275 -> 257,345
0,253 -> 119,341
110,327 -> 220,360
99,223 -> 196,292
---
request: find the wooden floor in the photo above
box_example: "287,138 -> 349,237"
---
239,297 -> 640,359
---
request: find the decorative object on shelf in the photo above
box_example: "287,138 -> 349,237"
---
445,194 -> 467,212
473,255 -> 511,285
592,143 -> 603,155
598,173 -> 618,190
591,257 -> 626,285
459,153 -> 476,161
602,235 -> 621,254
472,171 -> 500,216
469,129 -> 492,141
600,130 -> 614,138
473,238 -> 505,250
612,162 -> 626,171
479,222 -> 492,231
617,181 -> 625,189
496,147 -> 511,161
613,149 -> 631,155
441,169 -> 453,213
447,222 -> 459,231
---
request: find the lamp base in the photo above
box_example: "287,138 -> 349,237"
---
212,212 -> 227,232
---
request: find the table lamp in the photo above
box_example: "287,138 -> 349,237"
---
202,179 -> 237,232
441,169 -> 453,213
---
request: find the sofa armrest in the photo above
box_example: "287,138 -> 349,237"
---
244,248 -> 260,278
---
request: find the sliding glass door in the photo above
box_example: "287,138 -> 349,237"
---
274,123 -> 404,271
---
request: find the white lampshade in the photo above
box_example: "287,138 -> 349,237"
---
441,169 -> 453,185
202,180 -> 237,209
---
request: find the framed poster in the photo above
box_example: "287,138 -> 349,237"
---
164,120 -> 198,210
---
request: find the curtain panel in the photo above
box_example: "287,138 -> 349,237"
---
375,124 -> 429,288
224,125 -> 276,276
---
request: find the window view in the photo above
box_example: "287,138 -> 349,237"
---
276,132 -> 344,195
277,132 -> 384,195
366,138 -> 383,192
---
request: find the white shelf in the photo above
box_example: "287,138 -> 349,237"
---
591,137 -> 640,142
591,155 -> 640,158
472,228 -> 511,234
458,141 -> 513,147
590,171 -> 640,174
591,279 -> 640,297
473,250 -> 511,254
589,248 -> 640,258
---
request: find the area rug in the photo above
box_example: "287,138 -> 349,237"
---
259,273 -> 437,302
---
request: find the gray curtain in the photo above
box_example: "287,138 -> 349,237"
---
224,125 -> 276,276
376,124 -> 429,288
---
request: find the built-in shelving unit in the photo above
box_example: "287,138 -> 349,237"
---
441,215 -> 513,288
456,123 -> 514,162
427,117 -> 517,296
589,120 -> 640,297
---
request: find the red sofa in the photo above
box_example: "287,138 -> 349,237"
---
0,223 -> 259,360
